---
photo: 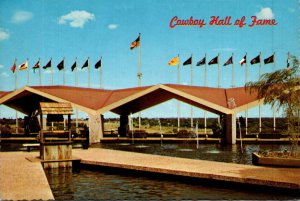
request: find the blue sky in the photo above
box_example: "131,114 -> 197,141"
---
0,0 -> 298,119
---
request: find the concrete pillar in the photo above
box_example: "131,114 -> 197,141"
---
118,114 -> 129,137
225,113 -> 236,144
88,114 -> 103,144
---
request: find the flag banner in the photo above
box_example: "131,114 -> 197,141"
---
239,55 -> 246,66
168,57 -> 179,66
32,60 -> 40,73
130,35 -> 140,50
18,60 -> 28,70
57,59 -> 64,70
71,61 -> 77,71
250,55 -> 260,65
264,54 -> 274,64
183,56 -> 192,65
43,60 -> 52,69
82,59 -> 89,69
223,56 -> 233,66
95,59 -> 102,69
11,61 -> 16,73
208,56 -> 218,65
196,57 -> 206,66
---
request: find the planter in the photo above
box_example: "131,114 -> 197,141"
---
252,152 -> 300,167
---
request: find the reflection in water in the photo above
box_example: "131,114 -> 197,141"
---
96,143 -> 292,165
206,150 -> 221,154
45,168 -> 299,200
44,143 -> 300,200
178,148 -> 194,152
135,145 -> 150,148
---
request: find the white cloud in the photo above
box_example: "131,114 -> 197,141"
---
0,29 -> 9,41
1,72 -> 9,77
0,64 -> 3,69
58,10 -> 95,28
256,7 -> 274,19
108,24 -> 118,30
11,11 -> 33,23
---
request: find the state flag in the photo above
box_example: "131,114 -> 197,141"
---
18,60 -> 28,70
32,60 -> 40,73
95,59 -> 102,69
223,56 -> 233,66
183,56 -> 192,65
208,56 -> 218,65
250,55 -> 260,65
130,35 -> 140,50
82,59 -> 89,69
11,60 -> 16,73
43,60 -> 52,69
239,55 -> 246,66
196,57 -> 206,66
71,61 -> 77,71
57,59 -> 64,70
264,54 -> 274,64
168,57 -> 179,66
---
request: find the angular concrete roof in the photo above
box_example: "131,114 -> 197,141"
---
0,84 -> 260,116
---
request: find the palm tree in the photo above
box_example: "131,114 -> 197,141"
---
245,56 -> 300,157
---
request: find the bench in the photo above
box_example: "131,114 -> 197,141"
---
23,143 -> 40,152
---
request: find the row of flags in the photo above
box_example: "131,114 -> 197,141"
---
10,58 -> 102,73
168,53 -> 290,67
10,33 -> 141,74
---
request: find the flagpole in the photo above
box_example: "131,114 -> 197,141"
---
218,53 -> 220,88
100,57 -> 103,89
245,53 -> 248,135
75,57 -> 78,133
177,54 -> 180,132
204,53 -> 207,135
14,61 -> 17,85
231,53 -> 234,88
259,52 -> 262,134
88,57 -> 90,88
204,53 -> 207,86
75,57 -> 78,87
63,57 -> 66,86
273,52 -> 276,131
137,33 -> 142,130
138,33 -> 142,87
50,58 -> 53,85
190,54 -> 193,129
26,58 -> 29,86
245,53 -> 248,83
38,58 -> 41,86
14,58 -> 18,134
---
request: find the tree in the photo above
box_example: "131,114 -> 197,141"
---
245,56 -> 300,157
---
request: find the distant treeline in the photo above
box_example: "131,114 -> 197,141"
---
105,117 -> 288,133
0,117 -> 288,134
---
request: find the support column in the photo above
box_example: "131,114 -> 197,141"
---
118,114 -> 129,137
225,113 -> 236,144
88,114 -> 103,144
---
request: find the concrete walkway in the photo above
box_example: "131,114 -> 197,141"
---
73,148 -> 300,190
1,148 -> 300,200
0,152 -> 54,200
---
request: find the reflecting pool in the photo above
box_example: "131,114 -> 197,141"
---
45,142 -> 300,200
45,167 -> 299,200
95,142 -> 293,165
